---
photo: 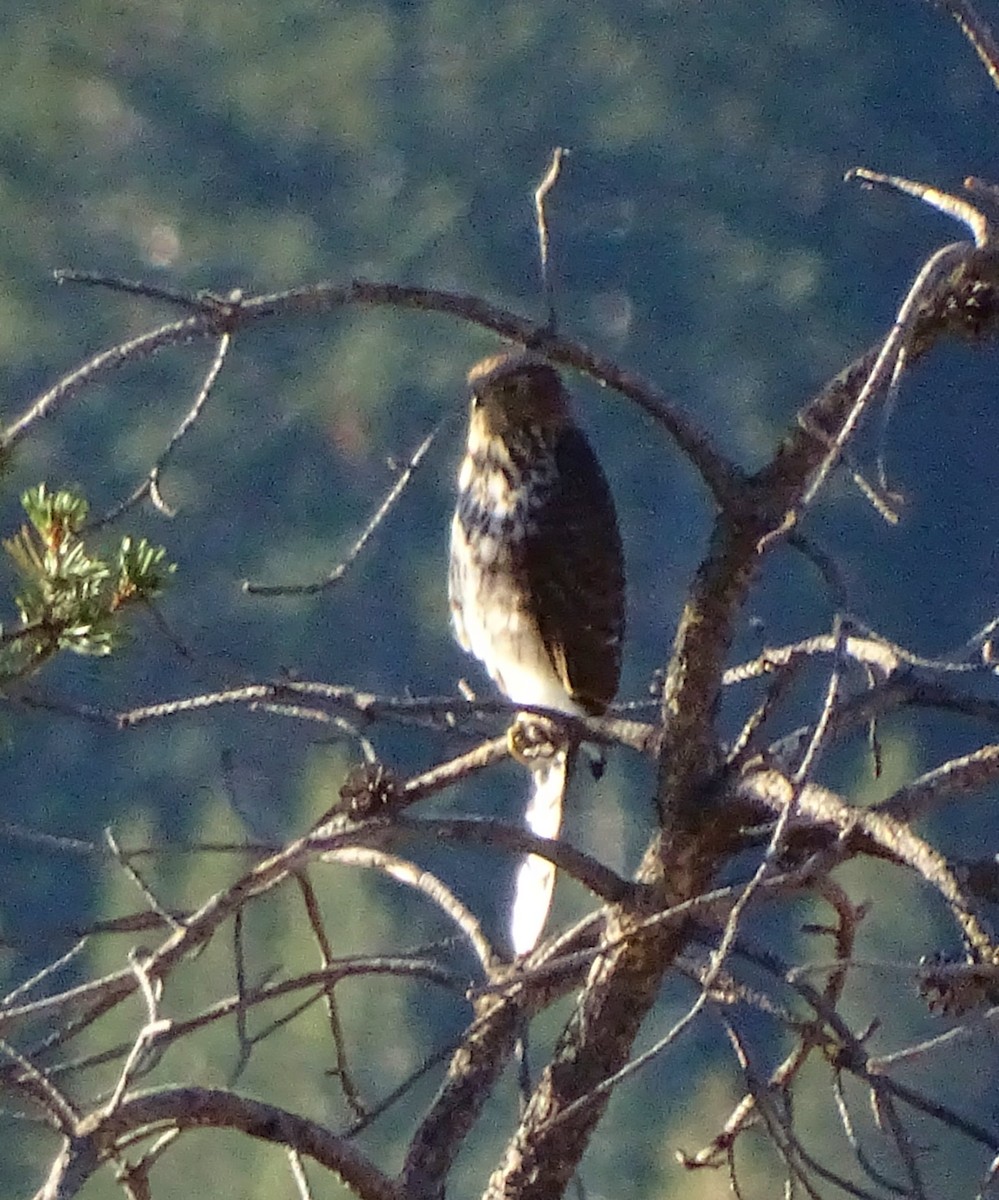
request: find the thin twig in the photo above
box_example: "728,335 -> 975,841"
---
389,815 -> 632,904
0,1038 -> 77,1133
533,146 -> 568,331
53,270 -> 230,312
799,238 -> 972,512
294,871 -> 367,1120
932,0 -> 999,92
105,950 -> 171,1114
686,878 -> 862,1168
831,1072 -> 909,1197
288,1147 -> 314,1200
244,420 -> 445,596
1,313 -> 221,449
338,1032 -> 465,1139
2,939 -> 90,1007
793,613 -> 847,783
231,907 -> 253,1082
89,334 -> 232,529
847,168 -> 990,247
104,827 -> 183,932
874,1085 -> 930,1200
320,844 -> 498,971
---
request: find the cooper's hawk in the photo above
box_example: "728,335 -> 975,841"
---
449,350 -> 625,954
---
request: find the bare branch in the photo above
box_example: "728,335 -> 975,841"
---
103,827 -> 182,932
0,1038 -> 77,1133
533,146 -> 568,330
739,767 -> 999,967
2,313 -> 225,450
932,0 -> 999,92
90,334 -> 232,528
321,845 -> 499,972
386,816 -> 632,904
244,420 -> 445,596
293,871 -> 367,1119
874,743 -> 999,822
34,1087 -> 400,1200
13,278 -> 737,504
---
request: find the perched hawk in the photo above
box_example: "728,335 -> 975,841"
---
449,350 -> 625,954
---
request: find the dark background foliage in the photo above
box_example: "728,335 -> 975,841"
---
2,1 -> 999,1196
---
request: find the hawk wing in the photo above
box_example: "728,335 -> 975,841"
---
518,425 -> 625,716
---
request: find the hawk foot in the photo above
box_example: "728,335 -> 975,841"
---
507,714 -> 565,765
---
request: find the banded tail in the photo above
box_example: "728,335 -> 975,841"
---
509,747 -> 570,955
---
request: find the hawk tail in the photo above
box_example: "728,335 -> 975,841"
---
509,748 -> 569,956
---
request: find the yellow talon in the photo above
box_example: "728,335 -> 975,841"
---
507,714 -> 564,766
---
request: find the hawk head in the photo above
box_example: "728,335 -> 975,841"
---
466,351 -> 571,439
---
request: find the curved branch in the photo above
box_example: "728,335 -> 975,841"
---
35,1086 -> 399,1200
321,845 -> 498,972
874,742 -> 999,822
388,816 -> 633,904
2,315 -> 221,450
402,988 -> 520,1199
1,815 -> 399,1043
12,278 -> 738,504
739,767 -> 998,965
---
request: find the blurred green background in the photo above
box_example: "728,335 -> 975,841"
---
2,0 -> 999,1196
